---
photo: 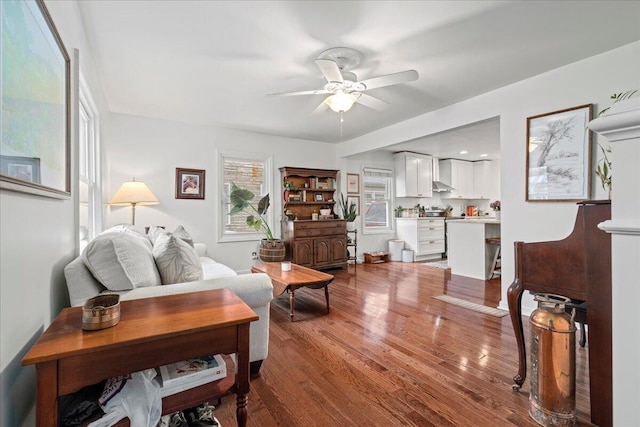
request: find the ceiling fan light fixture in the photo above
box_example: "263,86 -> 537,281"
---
324,91 -> 357,113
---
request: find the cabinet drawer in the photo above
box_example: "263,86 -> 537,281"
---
418,227 -> 445,239
418,240 -> 445,254
294,228 -> 345,238
294,220 -> 345,237
294,221 -> 345,230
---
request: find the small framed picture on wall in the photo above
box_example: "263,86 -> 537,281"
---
176,168 -> 205,199
347,173 -> 360,194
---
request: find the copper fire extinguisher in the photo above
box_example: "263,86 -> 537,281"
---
529,293 -> 576,426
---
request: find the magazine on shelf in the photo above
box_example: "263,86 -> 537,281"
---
158,354 -> 226,397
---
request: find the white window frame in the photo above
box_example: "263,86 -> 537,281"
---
78,74 -> 102,243
217,150 -> 273,243
362,167 -> 394,235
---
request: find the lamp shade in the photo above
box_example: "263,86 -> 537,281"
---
325,91 -> 357,113
109,179 -> 159,206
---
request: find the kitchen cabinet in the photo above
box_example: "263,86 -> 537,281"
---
395,218 -> 445,260
439,159 -> 474,199
440,159 -> 491,199
473,160 -> 492,199
394,152 -> 433,198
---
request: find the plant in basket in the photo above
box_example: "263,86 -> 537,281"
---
229,183 -> 285,262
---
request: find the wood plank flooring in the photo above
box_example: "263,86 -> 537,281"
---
214,262 -> 593,426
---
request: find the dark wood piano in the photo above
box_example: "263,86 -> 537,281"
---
507,200 -> 611,427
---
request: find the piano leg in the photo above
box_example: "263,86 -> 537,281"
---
507,277 -> 526,390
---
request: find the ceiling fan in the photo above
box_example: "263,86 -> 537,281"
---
269,47 -> 419,115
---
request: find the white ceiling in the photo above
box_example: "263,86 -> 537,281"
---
78,1 -> 640,159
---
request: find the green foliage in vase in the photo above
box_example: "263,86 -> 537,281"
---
229,183 -> 274,240
339,193 -> 357,222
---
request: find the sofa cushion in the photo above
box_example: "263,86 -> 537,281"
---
101,224 -> 153,250
82,233 -> 161,291
148,225 -> 194,248
200,257 -> 237,279
172,225 -> 194,247
152,233 -> 204,285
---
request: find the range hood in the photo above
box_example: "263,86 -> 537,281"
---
432,157 -> 455,192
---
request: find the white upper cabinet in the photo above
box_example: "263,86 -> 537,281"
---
440,159 -> 494,199
439,159 -> 474,198
473,160 -> 493,199
394,152 -> 433,198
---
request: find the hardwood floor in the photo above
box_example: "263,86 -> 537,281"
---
215,262 -> 593,426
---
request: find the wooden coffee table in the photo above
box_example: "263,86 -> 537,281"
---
22,289 -> 258,427
251,262 -> 334,321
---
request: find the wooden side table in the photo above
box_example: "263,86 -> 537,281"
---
22,289 -> 258,427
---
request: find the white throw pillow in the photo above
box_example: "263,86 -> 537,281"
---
172,225 -> 194,247
152,233 -> 203,285
82,233 -> 162,291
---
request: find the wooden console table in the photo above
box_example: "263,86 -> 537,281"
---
22,289 -> 258,427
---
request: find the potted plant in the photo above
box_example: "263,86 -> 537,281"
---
283,180 -> 298,202
490,200 -> 501,220
339,193 -> 357,231
592,90 -> 637,199
229,182 -> 285,262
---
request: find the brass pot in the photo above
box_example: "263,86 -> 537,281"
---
82,294 -> 121,331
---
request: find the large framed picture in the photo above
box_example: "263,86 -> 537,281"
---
175,168 -> 205,200
346,173 -> 360,194
526,104 -> 593,202
0,0 -> 71,198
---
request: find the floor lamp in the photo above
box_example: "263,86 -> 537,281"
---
109,178 -> 159,225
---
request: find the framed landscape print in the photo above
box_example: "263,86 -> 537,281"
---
176,168 -> 205,199
526,104 -> 593,202
0,0 -> 70,198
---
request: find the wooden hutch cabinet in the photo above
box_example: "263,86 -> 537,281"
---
280,167 -> 348,270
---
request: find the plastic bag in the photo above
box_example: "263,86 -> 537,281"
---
88,369 -> 161,427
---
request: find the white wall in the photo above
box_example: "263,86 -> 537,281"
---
338,41 -> 640,314
0,1 -> 108,425
104,113 -> 339,272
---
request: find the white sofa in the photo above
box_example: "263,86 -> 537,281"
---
64,226 -> 273,376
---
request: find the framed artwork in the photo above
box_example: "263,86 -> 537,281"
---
314,193 -> 324,201
346,173 -> 360,194
0,0 -> 71,198
347,196 -> 360,216
176,168 -> 205,200
526,104 -> 593,202
0,156 -> 41,184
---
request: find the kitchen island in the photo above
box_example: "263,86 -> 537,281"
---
447,218 -> 500,280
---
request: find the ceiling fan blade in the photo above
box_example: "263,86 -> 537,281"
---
355,93 -> 389,111
357,69 -> 418,91
315,59 -> 343,83
310,100 -> 329,115
268,89 -> 331,97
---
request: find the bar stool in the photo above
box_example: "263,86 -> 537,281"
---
486,237 -> 501,279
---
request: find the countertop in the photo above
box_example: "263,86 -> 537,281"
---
395,216 -> 445,220
446,218 -> 500,224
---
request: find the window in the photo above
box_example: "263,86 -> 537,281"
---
362,167 -> 393,234
78,75 -> 101,250
218,151 -> 272,242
